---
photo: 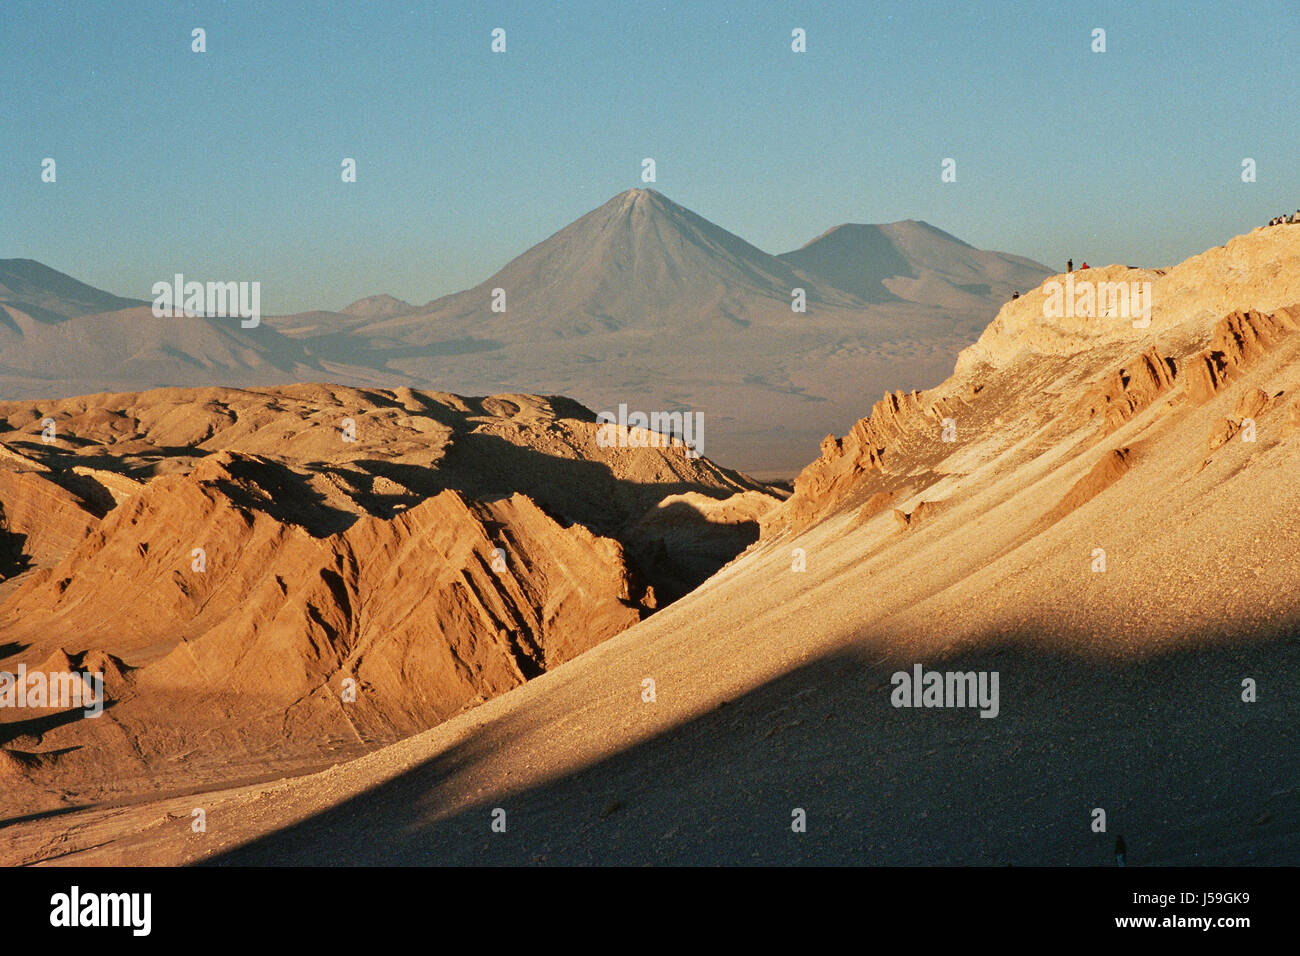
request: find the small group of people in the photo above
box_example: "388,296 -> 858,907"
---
1009,257 -> 1091,301
1267,210 -> 1300,226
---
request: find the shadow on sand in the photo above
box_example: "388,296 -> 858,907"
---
201,624 -> 1300,866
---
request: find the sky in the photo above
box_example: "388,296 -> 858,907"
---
3,0 -> 1298,314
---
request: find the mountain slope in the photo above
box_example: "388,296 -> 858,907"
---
356,189 -> 862,344
4,194 -> 1054,472
15,224 -> 1297,866
295,191 -> 1039,471
778,220 -> 1051,307
0,266 -> 409,399
0,258 -> 146,323
340,294 -> 416,319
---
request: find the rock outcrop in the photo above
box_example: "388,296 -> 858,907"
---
0,384 -> 780,810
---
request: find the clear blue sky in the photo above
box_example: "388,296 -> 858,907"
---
3,0 -> 1298,313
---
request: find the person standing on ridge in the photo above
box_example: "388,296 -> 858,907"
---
1067,258 -> 1073,272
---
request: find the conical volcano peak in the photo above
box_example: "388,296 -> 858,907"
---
616,186 -> 662,201
398,186 -> 842,336
606,187 -> 675,217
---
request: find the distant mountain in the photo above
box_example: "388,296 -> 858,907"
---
358,188 -> 863,344
0,260 -> 369,398
340,293 -> 416,319
2,192 -> 1056,471
324,190 -> 1046,470
0,258 -> 147,322
778,220 -> 1051,307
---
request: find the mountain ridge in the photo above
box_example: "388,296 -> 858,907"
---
2,191 -> 1057,471
778,219 -> 1049,306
